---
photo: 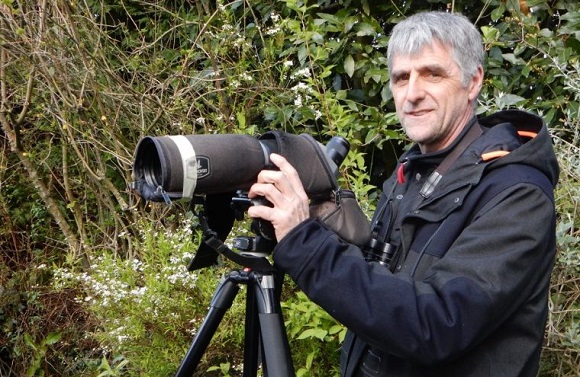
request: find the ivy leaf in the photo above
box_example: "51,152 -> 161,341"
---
355,22 -> 376,37
498,94 -> 526,109
344,55 -> 355,78
501,53 -> 524,65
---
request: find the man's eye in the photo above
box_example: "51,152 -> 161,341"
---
393,74 -> 409,84
427,71 -> 443,80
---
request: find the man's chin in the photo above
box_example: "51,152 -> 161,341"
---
402,123 -> 431,142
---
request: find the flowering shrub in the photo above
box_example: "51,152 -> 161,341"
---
52,218 -> 249,375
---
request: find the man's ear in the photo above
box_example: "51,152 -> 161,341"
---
468,66 -> 484,101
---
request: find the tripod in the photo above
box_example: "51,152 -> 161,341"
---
175,194 -> 295,376
174,263 -> 294,377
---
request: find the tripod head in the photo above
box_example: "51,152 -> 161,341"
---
187,192 -> 278,272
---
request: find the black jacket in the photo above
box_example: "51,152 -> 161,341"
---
272,110 -> 559,376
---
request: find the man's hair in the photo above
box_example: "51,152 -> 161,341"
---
387,12 -> 484,87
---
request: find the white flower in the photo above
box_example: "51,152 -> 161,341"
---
240,72 -> 253,82
291,82 -> 311,92
291,68 -> 311,79
294,95 -> 303,107
266,27 -> 280,35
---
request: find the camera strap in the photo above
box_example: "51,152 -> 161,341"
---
419,121 -> 483,198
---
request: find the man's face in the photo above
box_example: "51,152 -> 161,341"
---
390,41 -> 483,153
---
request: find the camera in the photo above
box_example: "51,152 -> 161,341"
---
131,130 -> 350,270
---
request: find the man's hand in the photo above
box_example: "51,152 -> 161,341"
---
247,153 -> 310,241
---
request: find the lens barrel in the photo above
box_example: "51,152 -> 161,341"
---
132,131 -> 350,202
133,134 -> 267,201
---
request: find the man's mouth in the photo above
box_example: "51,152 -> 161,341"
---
406,109 -> 432,116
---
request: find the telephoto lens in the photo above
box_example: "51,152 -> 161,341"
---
132,131 -> 349,202
133,134 -> 268,201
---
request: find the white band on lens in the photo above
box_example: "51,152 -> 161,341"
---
168,135 -> 197,199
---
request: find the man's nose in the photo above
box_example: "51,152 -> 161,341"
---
405,74 -> 425,103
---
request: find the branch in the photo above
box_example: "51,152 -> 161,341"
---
0,110 -> 81,256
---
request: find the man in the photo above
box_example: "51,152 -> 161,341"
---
248,11 -> 559,376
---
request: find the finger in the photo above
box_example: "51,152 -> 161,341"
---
247,182 -> 283,205
269,154 -> 308,200
269,154 -> 303,186
247,202 -> 274,221
251,169 -> 293,200
252,171 -> 307,211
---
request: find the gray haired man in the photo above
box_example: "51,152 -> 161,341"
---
248,11 -> 558,376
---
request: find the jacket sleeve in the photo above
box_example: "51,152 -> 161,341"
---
272,182 -> 556,364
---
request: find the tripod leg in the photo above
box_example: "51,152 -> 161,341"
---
242,282 -> 260,377
175,272 -> 242,377
252,273 -> 295,377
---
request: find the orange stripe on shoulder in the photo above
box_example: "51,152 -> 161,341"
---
481,150 -> 510,162
518,130 -> 537,139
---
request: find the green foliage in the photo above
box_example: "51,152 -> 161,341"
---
24,332 -> 62,377
96,355 -> 130,377
0,261 -> 100,375
478,0 -> 580,128
52,217 -> 250,376
282,290 -> 345,377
